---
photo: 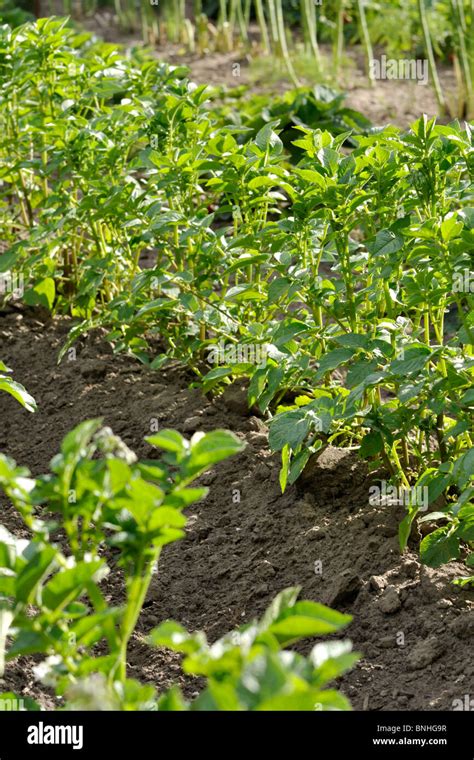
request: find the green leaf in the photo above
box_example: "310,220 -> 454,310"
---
359,431 -> 383,458
366,229 -> 404,257
146,430 -> 187,455
266,601 -> 352,646
457,503 -> 474,541
7,630 -> 50,659
148,621 -> 206,655
272,319 -> 308,347
255,123 -> 283,155
288,448 -> 312,486
185,430 -> 245,476
420,527 -> 460,568
0,378 -> 37,412
42,560 -> 105,612
60,419 -> 103,459
15,544 -> 57,604
390,346 -> 431,376
157,686 -> 188,711
0,692 -> 40,711
24,278 -> 55,310
441,214 -> 463,242
269,409 -> 310,452
259,587 -> 301,631
310,640 -> 360,687
316,348 -> 353,379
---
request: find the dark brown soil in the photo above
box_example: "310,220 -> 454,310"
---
0,306 -> 473,711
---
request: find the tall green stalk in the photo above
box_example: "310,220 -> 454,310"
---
244,0 -> 251,26
356,0 -> 374,86
219,0 -> 228,26
301,0 -> 320,65
301,0 -> 310,55
334,0 -> 345,79
418,0 -> 446,112
275,0 -> 300,86
266,0 -> 278,47
451,0 -> 473,115
232,0 -> 249,44
255,0 -> 270,54
308,0 -> 321,65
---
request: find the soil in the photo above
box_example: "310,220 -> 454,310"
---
0,305 -> 473,711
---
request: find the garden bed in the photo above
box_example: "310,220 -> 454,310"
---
1,306 -> 472,711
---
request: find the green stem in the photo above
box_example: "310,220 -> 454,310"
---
334,0 -> 345,80
274,0 -> 300,86
356,0 -> 374,86
418,0 -> 447,113
117,552 -> 160,683
255,0 -> 270,53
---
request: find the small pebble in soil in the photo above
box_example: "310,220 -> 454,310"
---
306,527 -> 327,541
400,558 -> 420,578
369,574 -> 387,592
253,461 -> 270,480
182,415 -> 202,432
249,416 -> 267,432
220,384 -> 249,415
408,636 -> 446,670
449,611 -> 474,639
256,560 -> 276,580
200,470 -> 217,486
378,635 -> 395,649
378,586 -> 402,614
327,570 -> 362,606
437,598 -> 453,609
248,432 -> 268,446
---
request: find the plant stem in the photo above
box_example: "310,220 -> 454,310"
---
334,0 -> 345,80
117,551 -> 160,683
255,0 -> 270,54
274,0 -> 300,86
356,0 -> 374,86
418,0 -> 447,113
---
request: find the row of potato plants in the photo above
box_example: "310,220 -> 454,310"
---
0,19 -> 473,583
0,23 -> 359,708
0,381 -> 358,710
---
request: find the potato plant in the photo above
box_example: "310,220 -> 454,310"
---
0,22 -> 472,579
0,422 -> 357,710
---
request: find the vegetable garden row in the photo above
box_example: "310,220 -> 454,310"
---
0,16 -> 472,711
